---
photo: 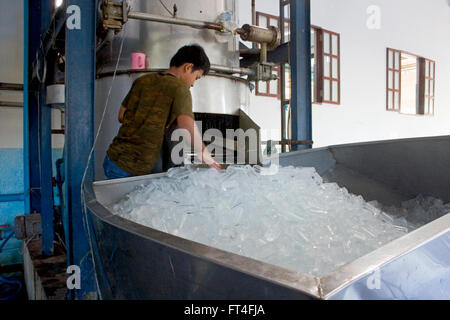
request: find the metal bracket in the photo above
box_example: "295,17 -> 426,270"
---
248,62 -> 278,82
101,0 -> 128,33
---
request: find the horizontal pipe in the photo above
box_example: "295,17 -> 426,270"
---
127,11 -> 224,32
0,83 -> 23,91
210,64 -> 255,77
0,194 -> 25,202
0,101 -> 23,108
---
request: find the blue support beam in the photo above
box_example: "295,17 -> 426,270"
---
23,0 -> 30,214
0,194 -> 25,203
26,0 -> 43,215
39,0 -> 55,257
64,0 -> 97,299
290,0 -> 312,151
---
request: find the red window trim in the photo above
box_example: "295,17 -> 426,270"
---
386,48 -> 436,115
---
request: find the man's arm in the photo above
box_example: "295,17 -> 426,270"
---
118,105 -> 126,123
177,114 -> 221,171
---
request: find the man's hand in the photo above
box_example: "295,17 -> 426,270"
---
201,148 -> 222,171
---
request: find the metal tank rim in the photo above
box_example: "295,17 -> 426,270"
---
84,136 -> 450,299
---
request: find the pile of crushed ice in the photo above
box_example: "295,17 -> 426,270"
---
111,165 -> 450,277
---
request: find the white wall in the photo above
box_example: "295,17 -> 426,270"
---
238,0 -> 450,148
0,0 -> 64,149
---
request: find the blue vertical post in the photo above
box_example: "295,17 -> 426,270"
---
290,0 -> 312,150
64,0 -> 97,298
39,0 -> 55,256
23,0 -> 30,214
26,1 -> 43,215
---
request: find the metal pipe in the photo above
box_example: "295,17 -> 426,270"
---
0,101 -> 23,108
260,43 -> 267,63
127,11 -> 224,32
251,0 -> 256,49
0,83 -> 23,91
210,64 -> 255,77
0,194 -> 25,202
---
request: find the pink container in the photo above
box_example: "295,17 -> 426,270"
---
131,52 -> 146,69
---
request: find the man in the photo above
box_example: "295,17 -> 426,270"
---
103,44 -> 221,179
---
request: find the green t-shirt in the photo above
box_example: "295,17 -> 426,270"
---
107,72 -> 193,176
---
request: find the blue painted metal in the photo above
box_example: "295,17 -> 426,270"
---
64,0 -> 97,298
23,0 -> 30,214
27,0 -> 42,215
290,0 -> 312,151
0,194 -> 25,203
327,230 -> 450,300
39,0 -> 55,257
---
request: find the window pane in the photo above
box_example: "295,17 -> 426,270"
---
425,98 -> 430,115
388,91 -> 393,109
285,64 -> 291,100
400,53 -> 417,114
270,69 -> 278,95
324,79 -> 330,101
388,71 -> 393,89
311,29 -> 316,55
284,5 -> 290,19
259,16 -> 267,28
284,21 -> 290,42
430,62 -> 434,78
395,52 -> 400,70
324,32 -> 330,54
425,79 -> 429,96
388,50 -> 394,69
430,80 -> 434,96
332,35 -> 338,56
270,18 -> 278,27
332,81 -> 338,102
332,58 -> 338,79
258,81 -> 266,93
425,61 -> 429,77
394,92 -> 399,110
394,72 -> 399,90
324,56 -> 330,77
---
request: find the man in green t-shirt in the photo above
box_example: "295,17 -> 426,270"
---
103,45 -> 221,179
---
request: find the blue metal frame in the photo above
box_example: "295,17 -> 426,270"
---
0,194 -> 25,203
290,0 -> 312,150
64,0 -> 97,298
39,0 -> 55,257
23,0 -> 30,214
26,0 -> 43,216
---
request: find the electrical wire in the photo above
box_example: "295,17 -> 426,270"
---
159,0 -> 174,16
0,274 -> 22,301
0,232 -> 22,300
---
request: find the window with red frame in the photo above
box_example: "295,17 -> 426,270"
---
255,12 -> 281,98
386,48 -> 435,115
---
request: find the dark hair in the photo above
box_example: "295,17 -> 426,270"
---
169,44 -> 210,75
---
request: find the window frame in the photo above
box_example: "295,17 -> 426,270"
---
386,48 -> 436,116
255,12 -> 282,99
317,28 -> 341,105
386,48 -> 402,112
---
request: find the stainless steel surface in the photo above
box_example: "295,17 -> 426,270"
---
46,84 -> 65,104
100,0 -> 239,72
239,24 -> 280,50
210,64 -> 255,76
127,11 -> 224,31
94,72 -> 251,179
86,135 -> 450,299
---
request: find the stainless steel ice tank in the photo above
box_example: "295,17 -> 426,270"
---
85,135 -> 450,299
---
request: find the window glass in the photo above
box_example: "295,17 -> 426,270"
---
332,35 -> 338,56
